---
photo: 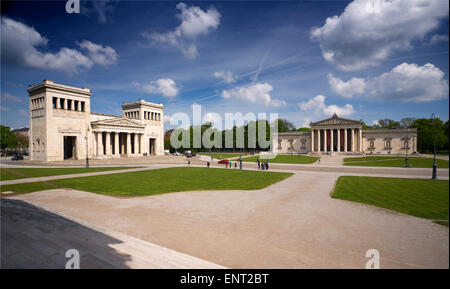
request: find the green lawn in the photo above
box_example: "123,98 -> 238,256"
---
0,167 -> 293,196
0,167 -> 140,181
332,176 -> 449,226
343,156 -> 449,168
243,154 -> 318,164
198,153 -> 247,159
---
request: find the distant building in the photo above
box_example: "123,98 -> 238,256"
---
12,127 -> 29,138
28,80 -> 164,161
276,114 -> 417,155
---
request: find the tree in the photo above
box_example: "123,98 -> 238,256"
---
0,125 -> 18,149
277,119 -> 295,132
378,119 -> 400,129
294,127 -> 311,132
400,117 -> 416,128
411,118 -> 448,153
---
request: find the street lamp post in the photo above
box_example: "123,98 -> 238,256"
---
85,127 -> 90,168
404,129 -> 409,168
239,148 -> 242,170
431,113 -> 437,180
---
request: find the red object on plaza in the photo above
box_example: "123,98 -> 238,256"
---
218,159 -> 229,164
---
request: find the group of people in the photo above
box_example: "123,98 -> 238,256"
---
256,158 -> 269,170
201,156 -> 269,170
225,161 -> 238,168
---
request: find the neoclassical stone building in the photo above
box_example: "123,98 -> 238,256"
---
28,80 -> 164,161
276,114 -> 417,155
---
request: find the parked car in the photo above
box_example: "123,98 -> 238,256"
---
218,159 -> 229,164
172,151 -> 181,156
11,154 -> 24,161
185,153 -> 192,157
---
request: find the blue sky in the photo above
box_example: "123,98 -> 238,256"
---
1,0 -> 449,130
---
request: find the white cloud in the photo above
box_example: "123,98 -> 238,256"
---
144,2 -> 221,59
311,0 -> 449,70
203,112 -> 222,125
163,114 -> 173,123
137,78 -> 179,98
213,70 -> 237,83
176,2 -> 221,38
329,63 -> 449,102
323,104 -> 355,117
1,17 -> 117,73
1,92 -> 22,103
429,34 -> 449,45
301,117 -> 312,128
221,83 -> 286,107
77,40 -> 118,66
299,94 -> 355,117
298,94 -> 326,111
372,120 -> 380,126
328,74 -> 366,98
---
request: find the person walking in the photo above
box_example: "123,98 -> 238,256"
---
188,160 -> 191,167
207,161 -> 210,168
266,162 -> 269,170
229,161 -> 232,168
318,157 -> 321,163
234,162 -> 237,169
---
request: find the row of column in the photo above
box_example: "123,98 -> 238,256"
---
54,97 -> 85,111
311,128 -> 363,153
93,131 -> 144,156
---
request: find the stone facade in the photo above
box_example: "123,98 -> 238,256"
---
28,80 -> 164,161
276,114 -> 417,155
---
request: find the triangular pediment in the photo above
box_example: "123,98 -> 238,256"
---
91,117 -> 145,128
310,113 -> 363,127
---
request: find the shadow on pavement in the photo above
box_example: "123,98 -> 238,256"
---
1,198 -> 132,269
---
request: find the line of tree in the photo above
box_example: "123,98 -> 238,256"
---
164,119 -> 311,153
368,117 -> 449,153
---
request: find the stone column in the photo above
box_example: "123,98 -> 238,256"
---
344,129 -> 348,152
140,133 -> 144,154
337,129 -> 341,152
63,98 -> 67,110
317,129 -> 321,152
105,132 -> 111,155
311,130 -> 315,152
359,129 -> 363,152
330,129 -> 334,152
92,131 -> 97,155
134,133 -> 139,155
351,128 -> 355,152
56,97 -> 61,109
114,133 -> 119,156
126,133 -> 131,155
97,132 -> 103,156
120,134 -> 125,154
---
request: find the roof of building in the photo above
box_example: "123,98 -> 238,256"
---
27,80 -> 91,96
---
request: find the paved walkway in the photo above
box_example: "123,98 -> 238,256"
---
1,198 -> 226,269
8,171 -> 449,269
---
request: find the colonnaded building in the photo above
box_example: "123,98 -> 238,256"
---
276,114 -> 417,155
28,80 -> 164,161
